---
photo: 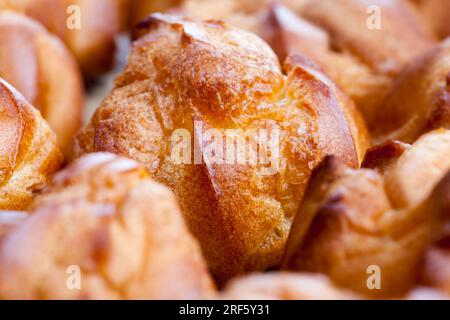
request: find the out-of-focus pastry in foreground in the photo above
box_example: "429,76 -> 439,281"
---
0,78 -> 62,211
0,153 -> 215,300
0,0 -> 125,77
283,130 -> 450,298
371,39 -> 450,144
74,14 -> 369,283
0,12 -> 84,155
221,273 -> 359,300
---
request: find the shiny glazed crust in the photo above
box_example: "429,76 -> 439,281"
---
0,153 -> 215,299
0,12 -> 84,155
0,78 -> 62,210
74,14 -> 368,283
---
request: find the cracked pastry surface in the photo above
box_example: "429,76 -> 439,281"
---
74,14 -> 369,283
0,78 -> 62,210
0,152 -> 215,300
0,11 -> 84,155
283,130 -> 450,298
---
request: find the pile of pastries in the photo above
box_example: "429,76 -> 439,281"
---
0,0 -> 449,300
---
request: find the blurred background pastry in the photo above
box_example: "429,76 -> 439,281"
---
0,12 -> 84,155
221,272 -> 359,300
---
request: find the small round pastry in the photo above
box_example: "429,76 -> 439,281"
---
221,272 -> 359,300
0,0 -> 124,77
0,152 -> 215,300
283,132 -> 450,298
0,12 -> 84,155
74,14 -> 369,283
0,78 -> 62,210
372,40 -> 450,144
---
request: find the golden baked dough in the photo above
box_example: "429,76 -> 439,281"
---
74,14 -> 368,283
0,12 -> 84,155
0,78 -> 62,210
0,0 -> 125,77
283,130 -> 450,297
221,272 -> 359,300
178,0 -> 435,127
129,0 -> 182,27
0,152 -> 215,299
372,40 -> 450,144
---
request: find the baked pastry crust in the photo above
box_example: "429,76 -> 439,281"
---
0,12 -> 84,155
0,78 -> 62,210
283,130 -> 450,297
74,14 -> 368,283
0,152 -> 215,299
420,235 -> 450,296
